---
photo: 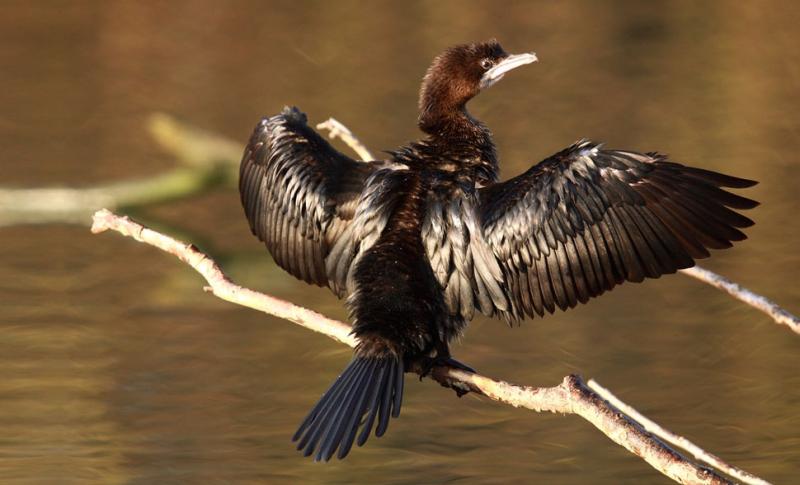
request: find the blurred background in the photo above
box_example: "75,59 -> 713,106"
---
1,1 -> 798,483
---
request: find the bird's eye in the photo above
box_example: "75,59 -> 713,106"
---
480,59 -> 493,70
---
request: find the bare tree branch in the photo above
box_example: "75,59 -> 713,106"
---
90,208 -> 776,485
316,118 -> 375,161
680,267 -> 800,335
0,113 -> 241,227
147,112 -> 242,168
0,168 -> 222,226
588,380 -> 771,485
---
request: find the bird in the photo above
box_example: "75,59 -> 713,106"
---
238,40 -> 758,462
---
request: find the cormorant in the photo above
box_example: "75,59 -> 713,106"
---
239,41 -> 758,462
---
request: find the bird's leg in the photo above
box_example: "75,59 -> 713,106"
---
420,349 -> 475,398
436,341 -> 475,371
436,356 -> 476,374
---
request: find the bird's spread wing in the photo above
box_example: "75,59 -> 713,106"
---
478,140 -> 758,321
239,107 -> 377,290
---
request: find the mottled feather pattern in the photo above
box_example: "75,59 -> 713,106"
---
479,140 -> 757,320
389,121 -> 499,186
240,110 -> 756,325
422,185 -> 509,320
327,169 -> 409,297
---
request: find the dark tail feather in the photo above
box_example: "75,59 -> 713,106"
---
292,355 -> 404,462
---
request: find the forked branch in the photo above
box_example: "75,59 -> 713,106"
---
91,208 -> 773,485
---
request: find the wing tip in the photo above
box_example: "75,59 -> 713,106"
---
281,105 -> 308,124
730,177 -> 759,189
687,166 -> 759,189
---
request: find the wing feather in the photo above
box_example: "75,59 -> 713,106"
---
239,107 -> 376,291
478,140 -> 758,321
421,185 -> 510,320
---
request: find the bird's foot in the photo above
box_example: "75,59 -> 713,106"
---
418,355 -> 476,398
419,355 -> 476,378
419,355 -> 475,397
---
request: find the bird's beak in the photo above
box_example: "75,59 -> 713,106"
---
479,52 -> 538,89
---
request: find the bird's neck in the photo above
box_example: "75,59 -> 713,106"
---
417,106 -> 499,185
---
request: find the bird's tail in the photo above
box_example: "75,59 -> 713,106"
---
292,354 -> 404,461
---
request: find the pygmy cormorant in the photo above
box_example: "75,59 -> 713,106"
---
238,41 -> 758,461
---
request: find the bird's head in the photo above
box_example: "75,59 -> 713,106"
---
418,40 -> 537,132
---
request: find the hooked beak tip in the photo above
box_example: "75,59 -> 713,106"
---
480,52 -> 538,89
512,52 -> 538,65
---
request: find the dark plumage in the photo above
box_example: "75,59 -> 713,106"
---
239,40 -> 758,461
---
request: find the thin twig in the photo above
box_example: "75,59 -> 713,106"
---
316,118 -> 375,161
90,208 -> 772,485
680,266 -> 800,335
588,379 -> 771,485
